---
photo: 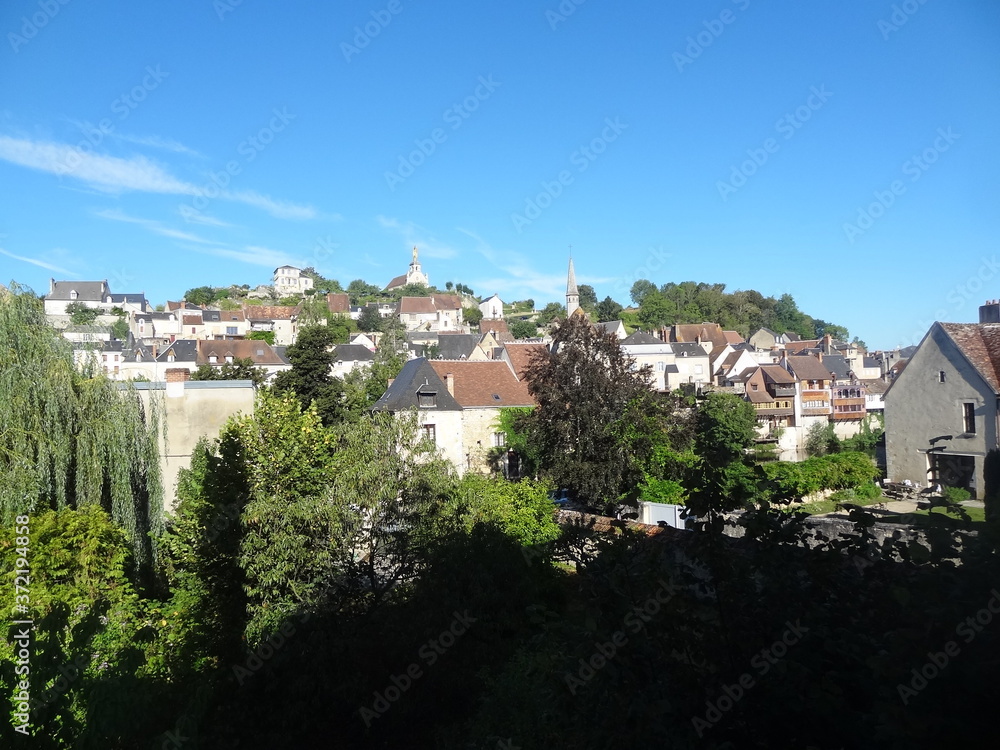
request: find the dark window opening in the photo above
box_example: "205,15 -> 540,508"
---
963,402 -> 975,434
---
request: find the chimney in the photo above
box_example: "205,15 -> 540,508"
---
152,343 -> 158,359
444,373 -> 454,396
823,333 -> 832,353
165,367 -> 189,398
980,300 -> 1000,324
817,351 -> 823,363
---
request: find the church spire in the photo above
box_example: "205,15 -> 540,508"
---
566,257 -> 579,317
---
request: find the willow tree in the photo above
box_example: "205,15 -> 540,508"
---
0,284 -> 163,575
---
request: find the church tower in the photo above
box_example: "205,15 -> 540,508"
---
405,246 -> 429,287
565,257 -> 579,317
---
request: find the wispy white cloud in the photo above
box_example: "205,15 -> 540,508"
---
176,206 -> 233,228
107,132 -> 203,157
224,190 -> 316,220
0,135 -> 317,220
94,208 -> 217,244
190,244 -> 302,269
0,247 -> 77,276
377,215 -> 459,259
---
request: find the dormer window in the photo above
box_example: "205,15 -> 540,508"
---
167,354 -> 175,363
70,290 -> 78,300
209,355 -> 217,364
417,391 -> 437,408
225,355 -> 233,363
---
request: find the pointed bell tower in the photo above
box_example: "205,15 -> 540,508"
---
566,257 -> 579,317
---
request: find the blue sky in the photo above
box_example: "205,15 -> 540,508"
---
1,0 -> 997,349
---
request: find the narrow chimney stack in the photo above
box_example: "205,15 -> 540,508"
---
444,373 -> 454,396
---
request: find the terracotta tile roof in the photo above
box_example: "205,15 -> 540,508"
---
385,273 -> 408,290
860,378 -> 889,394
182,315 -> 202,326
196,340 -> 285,365
784,339 -> 821,354
760,364 -> 796,384
326,293 -> 350,314
503,342 -> 548,381
429,361 -> 534,407
784,355 -> 833,381
723,330 -> 745,344
939,322 -> 1000,393
746,387 -> 775,403
398,297 -> 438,314
667,322 -> 727,348
243,305 -> 298,321
480,319 -> 510,336
430,294 -> 463,310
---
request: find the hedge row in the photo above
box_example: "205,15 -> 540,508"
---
763,451 -> 880,502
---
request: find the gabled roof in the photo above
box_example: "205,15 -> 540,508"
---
372,358 -> 462,412
398,297 -> 438,314
823,354 -> 851,380
166,300 -> 202,311
783,332 -> 802,342
502,342 -> 548,381
672,342 -> 709,358
480,319 -> 510,337
196,340 -> 285,366
47,280 -> 109,301
107,293 -> 146,305
784,355 -> 833,381
333,344 -> 375,363
760,364 -> 796,385
430,294 -> 463,310
428,361 -> 534,407
862,356 -> 880,369
202,310 -> 246,323
785,340 -> 821,354
723,330 -> 745,345
938,322 -> 1000,393
622,331 -> 661,346
385,273 -> 408,290
860,378 -> 889,394
157,340 -> 198,362
436,333 -> 482,360
181,315 -> 202,326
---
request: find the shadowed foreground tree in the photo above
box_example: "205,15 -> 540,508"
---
520,313 -> 668,512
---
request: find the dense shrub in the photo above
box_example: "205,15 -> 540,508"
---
764,451 -> 880,503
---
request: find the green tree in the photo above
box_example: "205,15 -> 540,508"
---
510,320 -> 539,339
630,279 -> 657,306
65,301 -> 100,325
347,278 -> 382,303
687,392 -> 761,519
111,317 -> 130,340
0,286 -> 163,575
441,475 -> 560,547
357,305 -> 383,332
464,306 -> 484,326
535,302 -> 565,327
521,314 -> 665,512
190,357 -> 268,388
638,289 -> 672,329
578,284 -> 598,311
247,330 -> 275,345
805,421 -> 840,457
184,286 -> 216,306
595,296 -> 623,322
271,325 -> 337,417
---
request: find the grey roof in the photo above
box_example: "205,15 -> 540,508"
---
157,340 -> 198,362
334,344 -> 375,362
822,354 -> 851,380
862,356 -> 880,368
47,280 -> 108,301
372,358 -> 462,412
108,293 -> 147,305
64,324 -> 110,333
664,364 -> 680,373
622,331 -> 662,346
436,334 -> 481,360
272,346 -> 291,365
672,342 -> 709,357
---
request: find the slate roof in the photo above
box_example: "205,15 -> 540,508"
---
938,322 -> 1000,393
372,358 -> 462,412
622,331 -> 662,346
436,333 -> 481,360
107,293 -> 146,306
157,340 -> 198,362
47,280 -> 109,301
784,332 -> 802,342
860,378 -> 889,394
862,356 -> 880,369
333,344 -> 375,363
196,340 -> 285,366
428,361 -> 534,407
784,355 -> 834,381
672,342 -> 709,358
823,354 -> 851,380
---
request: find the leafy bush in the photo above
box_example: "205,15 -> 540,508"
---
639,477 -> 688,506
763,451 -> 879,503
942,486 -> 971,503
